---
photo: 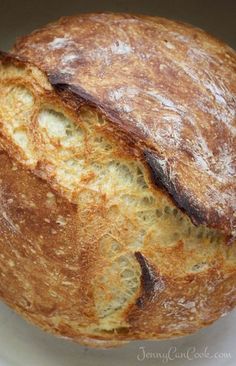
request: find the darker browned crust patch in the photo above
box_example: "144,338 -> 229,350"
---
135,251 -> 165,309
144,150 -> 224,229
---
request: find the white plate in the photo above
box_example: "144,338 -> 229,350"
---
0,301 -> 235,366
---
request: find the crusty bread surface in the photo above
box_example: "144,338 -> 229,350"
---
0,13 -> 235,347
12,13 -> 236,236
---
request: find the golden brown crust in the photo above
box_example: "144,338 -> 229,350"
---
127,252 -> 236,339
12,13 -> 236,235
0,13 -> 235,348
0,147 -> 235,344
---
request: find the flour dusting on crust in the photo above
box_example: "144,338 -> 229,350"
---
12,13 -> 236,234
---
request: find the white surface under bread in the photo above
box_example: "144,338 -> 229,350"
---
0,301 -> 235,366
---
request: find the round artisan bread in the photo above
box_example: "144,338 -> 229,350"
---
0,13 -> 235,347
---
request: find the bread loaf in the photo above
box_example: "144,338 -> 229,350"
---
0,13 -> 235,347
